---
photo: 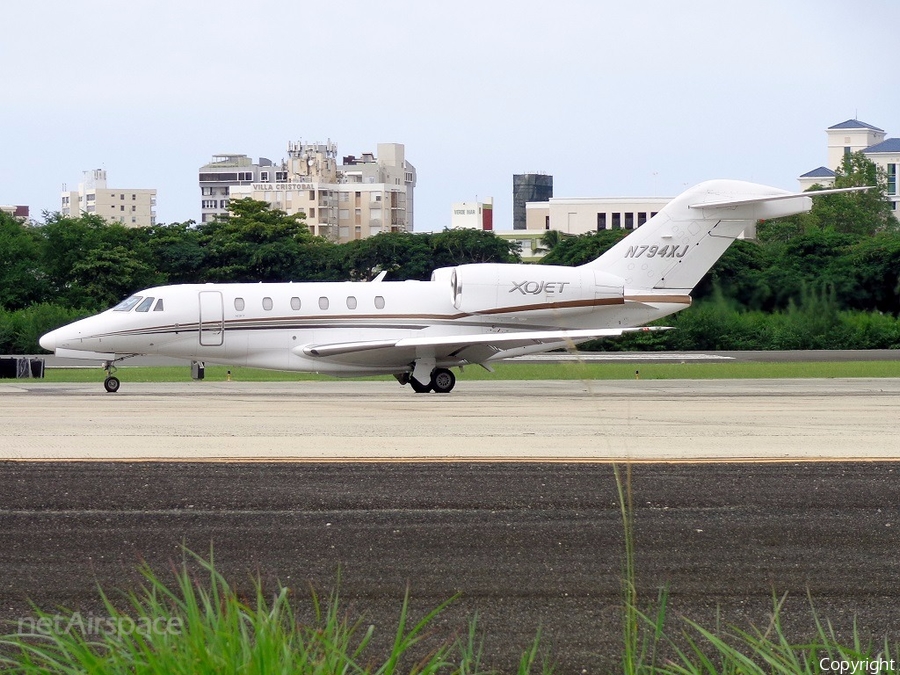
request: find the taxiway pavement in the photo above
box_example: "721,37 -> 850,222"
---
1,379 -> 899,461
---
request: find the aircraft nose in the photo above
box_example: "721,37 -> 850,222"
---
39,329 -> 59,352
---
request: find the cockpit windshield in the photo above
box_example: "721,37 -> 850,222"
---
112,296 -> 143,312
135,297 -> 155,312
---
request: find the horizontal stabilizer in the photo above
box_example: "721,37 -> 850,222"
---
689,185 -> 873,210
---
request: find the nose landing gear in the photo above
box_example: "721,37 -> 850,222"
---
103,361 -> 121,393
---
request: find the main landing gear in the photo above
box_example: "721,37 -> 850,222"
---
397,367 -> 457,394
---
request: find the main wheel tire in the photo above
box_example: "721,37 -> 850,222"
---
430,368 -> 456,394
409,377 -> 432,393
104,376 -> 121,393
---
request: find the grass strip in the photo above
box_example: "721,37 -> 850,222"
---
15,359 -> 900,384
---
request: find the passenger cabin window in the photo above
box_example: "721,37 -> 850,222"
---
346,296 -> 357,310
135,297 -> 155,312
262,297 -> 273,311
234,298 -> 245,311
113,296 -> 143,311
290,297 -> 301,310
318,297 -> 329,310
374,295 -> 385,309
153,299 -> 165,311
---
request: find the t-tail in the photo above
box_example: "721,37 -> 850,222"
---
580,179 -> 867,294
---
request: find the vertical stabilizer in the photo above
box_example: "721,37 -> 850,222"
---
581,180 -> 813,293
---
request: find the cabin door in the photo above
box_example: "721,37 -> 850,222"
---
198,291 -> 224,346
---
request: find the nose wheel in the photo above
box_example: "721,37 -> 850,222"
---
102,360 -> 122,393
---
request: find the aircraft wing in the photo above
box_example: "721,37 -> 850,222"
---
299,326 -> 669,362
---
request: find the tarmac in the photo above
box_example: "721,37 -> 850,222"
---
1,379 -> 899,461
2,379 -> 900,671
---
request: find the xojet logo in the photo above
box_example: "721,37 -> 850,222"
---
509,281 -> 570,295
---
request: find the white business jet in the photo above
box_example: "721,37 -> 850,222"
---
39,180 -> 862,393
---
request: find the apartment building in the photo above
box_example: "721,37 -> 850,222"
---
199,141 -> 416,242
61,170 -> 156,227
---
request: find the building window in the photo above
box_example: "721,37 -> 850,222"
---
545,216 -> 550,230
290,297 -> 301,310
132,194 -> 136,200
202,199 -> 218,209
234,298 -> 245,311
625,213 -> 634,230
121,205 -> 125,211
262,297 -> 273,311
638,212 -> 648,226
318,297 -> 329,310
275,171 -> 287,182
611,213 -> 621,229
888,164 -> 897,196
260,171 -> 269,182
597,213 -> 606,231
220,200 -> 229,208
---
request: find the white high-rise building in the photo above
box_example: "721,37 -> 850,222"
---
61,170 -> 157,227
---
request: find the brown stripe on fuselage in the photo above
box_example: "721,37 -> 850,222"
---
473,296 -> 625,315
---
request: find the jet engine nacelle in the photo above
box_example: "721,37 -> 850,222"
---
441,263 -> 624,314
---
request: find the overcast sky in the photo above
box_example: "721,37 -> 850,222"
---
2,0 -> 898,231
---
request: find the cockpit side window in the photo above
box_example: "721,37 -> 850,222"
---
113,296 -> 143,311
153,299 -> 165,312
135,297 -> 155,312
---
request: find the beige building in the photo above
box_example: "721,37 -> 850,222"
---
524,196 -> 670,235
798,119 -> 900,218
201,141 -> 416,242
61,170 -> 156,227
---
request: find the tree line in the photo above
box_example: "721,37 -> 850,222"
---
2,152 -> 898,354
